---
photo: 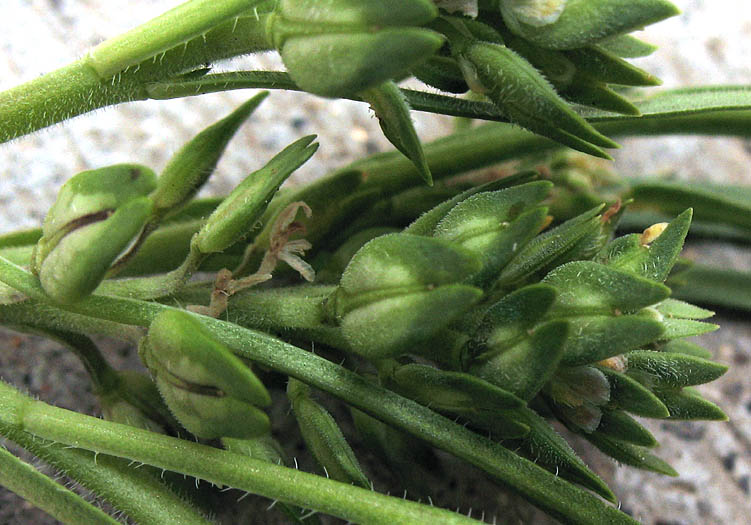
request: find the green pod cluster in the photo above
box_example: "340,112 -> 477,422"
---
31,164 -> 156,303
139,310 -> 272,439
268,0 -> 443,97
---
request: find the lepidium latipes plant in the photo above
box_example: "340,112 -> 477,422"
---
0,0 -> 750,523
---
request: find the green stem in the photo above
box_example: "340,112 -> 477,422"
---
0,445 -> 119,525
0,381 -> 478,525
0,14 -> 272,142
89,0 -> 266,79
0,256 -> 635,525
1,429 -> 210,525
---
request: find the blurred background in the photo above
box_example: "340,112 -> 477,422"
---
1,1 -> 750,523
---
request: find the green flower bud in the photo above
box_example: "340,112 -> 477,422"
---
150,93 -> 269,217
268,0 -> 443,97
195,135 -> 318,254
32,164 -> 156,303
331,233 -> 482,359
140,310 -> 271,439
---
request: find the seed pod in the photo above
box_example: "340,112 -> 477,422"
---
268,0 -> 442,97
332,233 -> 482,359
140,310 -> 271,439
470,320 -> 568,400
195,136 -> 318,254
287,378 -> 370,488
32,164 -> 156,303
499,0 -> 680,51
150,93 -> 268,217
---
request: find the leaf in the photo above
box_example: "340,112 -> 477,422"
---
660,339 -> 713,360
562,315 -> 664,366
288,379 -> 370,488
670,263 -> 751,312
584,432 -> 678,476
497,205 -> 603,286
360,81 -> 433,185
596,366 -> 670,418
654,298 -> 714,320
657,317 -> 719,340
654,388 -> 728,421
564,46 -> 662,86
405,171 -> 538,235
543,260 -> 670,315
597,410 -> 658,447
503,406 -> 617,503
500,0 -> 679,50
625,350 -> 728,388
390,363 -> 524,412
598,34 -> 658,58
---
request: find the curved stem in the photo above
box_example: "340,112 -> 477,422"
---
0,445 -> 119,525
0,380 -> 478,525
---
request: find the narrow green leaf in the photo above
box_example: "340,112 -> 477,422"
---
655,388 -> 729,421
405,171 -> 538,235
497,205 -> 603,286
670,263 -> 751,312
585,432 -> 678,476
660,339 -> 713,360
564,46 -> 662,86
360,81 -> 432,185
503,406 -> 617,503
0,446 -> 119,525
597,410 -> 658,447
390,363 -> 524,412
598,34 -> 658,58
655,298 -> 714,319
543,260 -> 671,315
625,350 -> 728,388
597,366 -> 670,418
562,315 -> 664,366
563,81 -> 642,116
657,317 -> 719,340
500,0 -> 680,50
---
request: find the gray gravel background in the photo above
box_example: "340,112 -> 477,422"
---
1,1 -> 751,524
